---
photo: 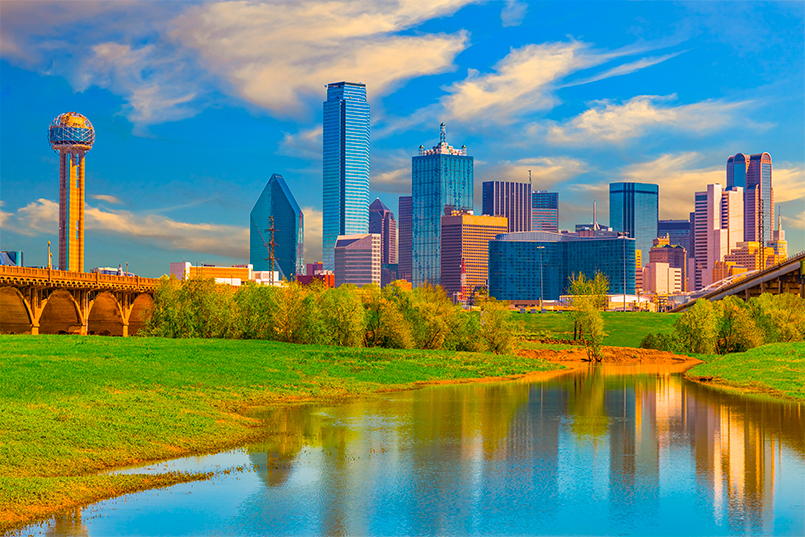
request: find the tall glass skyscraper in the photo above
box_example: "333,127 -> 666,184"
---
398,196 -> 412,282
609,182 -> 658,258
369,198 -> 397,265
250,173 -> 304,280
532,191 -> 559,232
482,181 -> 532,232
745,153 -> 773,244
411,124 -> 473,287
322,82 -> 370,270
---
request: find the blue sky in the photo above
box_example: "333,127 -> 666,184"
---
1,0 -> 803,277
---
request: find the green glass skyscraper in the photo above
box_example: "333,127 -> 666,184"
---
322,81 -> 370,270
609,182 -> 658,258
250,173 -> 304,280
411,124 -> 473,287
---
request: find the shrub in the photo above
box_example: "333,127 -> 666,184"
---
674,299 -> 719,354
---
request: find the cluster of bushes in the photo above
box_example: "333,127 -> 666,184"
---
141,277 -> 518,354
641,293 -> 805,355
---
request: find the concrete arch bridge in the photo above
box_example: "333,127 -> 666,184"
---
0,266 -> 159,336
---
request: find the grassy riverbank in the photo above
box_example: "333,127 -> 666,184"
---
516,311 -> 677,347
686,342 -> 805,400
0,334 -> 560,531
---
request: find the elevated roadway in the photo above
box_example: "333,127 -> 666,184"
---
670,251 -> 805,313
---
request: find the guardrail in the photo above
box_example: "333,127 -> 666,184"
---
669,250 -> 804,312
0,265 -> 160,289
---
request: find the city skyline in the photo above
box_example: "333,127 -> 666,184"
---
1,1 -> 803,278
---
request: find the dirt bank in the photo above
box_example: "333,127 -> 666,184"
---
519,342 -> 701,367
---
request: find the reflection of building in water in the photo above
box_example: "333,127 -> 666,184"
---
239,367 -> 803,535
682,382 -> 804,534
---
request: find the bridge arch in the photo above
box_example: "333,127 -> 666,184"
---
128,294 -> 154,336
87,291 -> 125,336
0,286 -> 34,334
38,289 -> 84,335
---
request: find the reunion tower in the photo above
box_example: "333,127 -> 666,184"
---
48,112 -> 95,272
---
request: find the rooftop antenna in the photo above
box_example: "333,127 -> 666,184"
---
439,122 -> 446,145
528,169 -> 532,187
268,216 -> 276,286
593,200 -> 600,231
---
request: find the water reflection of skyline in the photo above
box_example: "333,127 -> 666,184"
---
37,367 -> 804,536
244,366 -> 804,535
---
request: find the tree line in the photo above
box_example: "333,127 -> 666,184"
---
141,276 -> 518,354
641,293 -> 805,355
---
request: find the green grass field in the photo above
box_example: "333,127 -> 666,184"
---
513,311 -> 678,347
0,334 -> 560,531
686,342 -> 805,399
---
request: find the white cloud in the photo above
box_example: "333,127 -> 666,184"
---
3,199 -> 248,259
0,201 -> 10,229
783,210 -> 805,233
501,0 -> 528,27
169,0 -> 473,117
617,153 -> 723,219
484,157 -> 589,190
2,0 -> 472,126
302,206 -> 323,263
771,163 -> 805,204
547,95 -> 750,144
442,42 -> 590,123
373,167 -> 410,194
381,39 -> 684,133
278,125 -> 323,160
1,2 -> 199,129
371,150 -> 412,193
90,194 -> 123,205
16,199 -> 60,235
77,42 -> 201,128
563,51 -> 687,88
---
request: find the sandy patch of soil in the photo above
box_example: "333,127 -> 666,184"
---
519,342 -> 701,367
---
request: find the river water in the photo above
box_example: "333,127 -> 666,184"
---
26,364 -> 805,536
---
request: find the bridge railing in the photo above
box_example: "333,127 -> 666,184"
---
0,265 -> 160,288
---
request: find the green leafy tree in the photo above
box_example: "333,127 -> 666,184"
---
569,272 -> 608,361
674,299 -> 720,354
408,284 -> 457,349
273,283 -> 308,343
234,282 -> 278,340
748,293 -> 805,343
478,297 -> 517,354
716,295 -> 762,354
141,275 -> 182,338
319,285 -> 365,347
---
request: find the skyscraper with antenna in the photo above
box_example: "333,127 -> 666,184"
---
411,123 -> 473,287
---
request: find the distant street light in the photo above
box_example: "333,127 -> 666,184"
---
619,232 -> 629,312
537,245 -> 545,313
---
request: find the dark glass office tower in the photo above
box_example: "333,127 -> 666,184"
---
398,196 -> 412,282
322,82 -> 370,270
411,124 -> 473,287
745,153 -> 773,244
369,198 -> 397,265
609,182 -> 658,258
250,173 -> 304,280
532,191 -> 559,232
482,181 -> 532,232
657,219 -> 691,254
